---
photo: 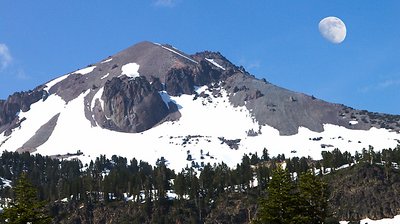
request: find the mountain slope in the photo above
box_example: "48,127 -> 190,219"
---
0,41 -> 399,170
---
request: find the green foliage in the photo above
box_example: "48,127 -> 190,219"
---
258,165 -> 298,223
0,145 -> 398,222
298,171 -> 328,223
1,173 -> 51,224
257,166 -> 328,224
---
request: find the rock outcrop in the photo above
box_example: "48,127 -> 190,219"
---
101,76 -> 170,133
165,67 -> 195,96
0,86 -> 47,135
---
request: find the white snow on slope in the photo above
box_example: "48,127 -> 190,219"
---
101,58 -> 113,64
155,43 -> 198,64
100,73 -> 109,80
349,120 -> 358,125
91,87 -> 105,111
121,63 -> 140,78
44,74 -> 70,91
0,86 -> 399,172
0,95 -> 66,152
205,58 -> 225,70
340,215 -> 400,224
73,65 -> 96,75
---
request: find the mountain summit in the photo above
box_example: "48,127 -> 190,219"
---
0,41 -> 399,170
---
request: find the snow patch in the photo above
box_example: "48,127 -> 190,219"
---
91,87 -> 105,111
101,58 -> 113,64
0,177 -> 11,188
44,74 -> 69,91
121,63 -> 140,79
340,215 -> 400,224
73,66 -> 96,75
158,44 -> 198,64
205,58 -> 226,70
100,73 -> 109,80
159,91 -> 172,109
349,120 -> 358,125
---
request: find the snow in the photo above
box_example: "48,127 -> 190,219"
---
349,120 -> 358,125
121,63 -> 140,79
101,58 -> 113,64
0,177 -> 11,188
159,91 -> 173,109
0,85 -> 399,172
123,193 -> 134,202
91,87 -> 105,112
44,74 -> 69,91
156,43 -> 198,64
166,190 -> 178,200
205,58 -> 226,70
100,73 -> 109,80
340,215 -> 400,224
73,65 -> 96,75
0,94 -> 67,152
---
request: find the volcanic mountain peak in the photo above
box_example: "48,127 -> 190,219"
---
0,41 -> 399,170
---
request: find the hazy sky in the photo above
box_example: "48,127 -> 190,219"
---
0,1 -> 399,114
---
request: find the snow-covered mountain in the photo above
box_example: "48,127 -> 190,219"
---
0,41 -> 399,170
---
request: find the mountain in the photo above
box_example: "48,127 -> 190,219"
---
0,41 -> 399,170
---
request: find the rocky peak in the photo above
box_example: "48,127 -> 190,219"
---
101,76 -> 170,133
1,40 -> 399,139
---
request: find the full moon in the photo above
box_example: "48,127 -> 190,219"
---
318,16 -> 346,44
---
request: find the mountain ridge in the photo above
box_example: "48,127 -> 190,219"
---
0,41 -> 399,170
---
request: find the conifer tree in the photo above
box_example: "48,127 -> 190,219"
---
257,165 -> 298,223
297,171 -> 328,223
1,173 -> 51,224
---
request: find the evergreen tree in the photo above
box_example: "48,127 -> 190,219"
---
257,167 -> 328,223
1,173 -> 51,224
297,171 -> 328,223
257,165 -> 298,224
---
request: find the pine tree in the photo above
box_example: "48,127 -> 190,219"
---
257,165 -> 298,224
297,171 -> 328,223
1,173 -> 51,224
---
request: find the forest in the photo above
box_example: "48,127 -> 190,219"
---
0,144 -> 399,223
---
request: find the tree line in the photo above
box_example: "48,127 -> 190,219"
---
0,144 -> 398,223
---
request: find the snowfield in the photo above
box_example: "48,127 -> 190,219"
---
1,81 -> 399,172
73,65 -> 96,75
340,215 -> 400,224
44,73 -> 70,91
205,58 -> 226,70
120,63 -> 140,79
101,58 -> 113,64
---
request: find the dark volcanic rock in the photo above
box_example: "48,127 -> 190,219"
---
149,76 -> 164,91
192,60 -> 223,86
102,76 -> 169,133
165,67 -> 195,96
0,85 -> 46,131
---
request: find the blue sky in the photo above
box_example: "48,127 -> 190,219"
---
0,1 -> 399,114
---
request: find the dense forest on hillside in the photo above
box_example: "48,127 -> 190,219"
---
0,145 -> 399,223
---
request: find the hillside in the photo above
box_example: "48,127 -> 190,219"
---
0,41 -> 399,171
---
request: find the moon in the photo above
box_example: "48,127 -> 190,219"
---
319,16 -> 347,44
